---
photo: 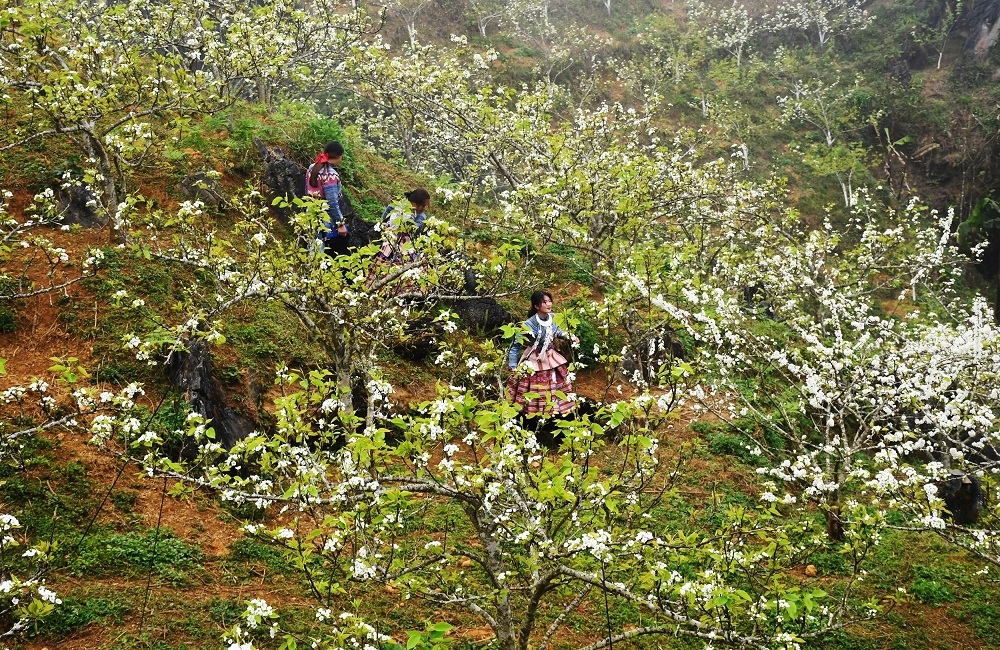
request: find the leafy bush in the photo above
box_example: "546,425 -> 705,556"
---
35,594 -> 132,638
0,305 -> 16,333
809,551 -> 848,576
69,529 -> 203,585
910,577 -> 953,605
569,312 -> 599,366
707,432 -> 753,461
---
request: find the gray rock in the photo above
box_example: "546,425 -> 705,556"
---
254,138 -> 304,226
963,0 -> 1000,61
56,183 -> 106,228
168,339 -> 256,450
939,470 -> 987,525
178,172 -> 225,207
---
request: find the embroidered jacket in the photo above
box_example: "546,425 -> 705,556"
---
508,313 -> 568,369
305,162 -> 344,236
380,203 -> 427,236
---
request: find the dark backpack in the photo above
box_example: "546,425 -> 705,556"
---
339,189 -> 356,220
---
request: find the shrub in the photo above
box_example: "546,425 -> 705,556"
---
69,529 -> 203,585
707,432 -> 753,461
910,577 -> 953,605
34,594 -> 132,638
0,305 -> 16,333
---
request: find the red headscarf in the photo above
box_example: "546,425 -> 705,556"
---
314,153 -> 329,164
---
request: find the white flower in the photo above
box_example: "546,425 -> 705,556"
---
37,586 -> 61,604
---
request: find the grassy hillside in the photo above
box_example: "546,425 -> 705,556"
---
4,1 -> 1000,649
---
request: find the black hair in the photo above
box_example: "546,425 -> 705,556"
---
527,290 -> 553,317
309,141 -> 345,187
404,188 -> 431,209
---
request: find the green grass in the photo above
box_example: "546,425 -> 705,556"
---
222,537 -> 296,582
909,576 -> 953,605
958,588 -> 1000,643
35,592 -> 133,638
0,457 -> 98,541
69,529 -> 205,586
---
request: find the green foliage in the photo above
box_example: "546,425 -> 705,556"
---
35,593 -> 132,638
202,102 -> 316,172
958,589 -> 1000,643
909,565 -> 954,605
224,537 -> 295,578
48,356 -> 90,384
0,305 -> 16,333
543,243 -> 594,286
707,431 -> 753,461
354,195 -> 386,223
0,461 -> 96,539
809,551 -> 848,576
224,301 -> 311,371
958,197 -> 1000,247
68,529 -> 204,586
819,630 -> 879,650
208,597 -> 247,626
909,577 -> 953,605
404,621 -> 453,650
192,102 -> 361,178
562,306 -> 600,365
110,489 -> 138,513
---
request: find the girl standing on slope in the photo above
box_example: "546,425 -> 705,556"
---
507,290 -> 579,417
306,141 -> 349,256
377,188 -> 430,264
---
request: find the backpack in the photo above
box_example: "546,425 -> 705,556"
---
338,189 -> 356,220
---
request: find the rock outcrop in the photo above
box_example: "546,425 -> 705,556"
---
963,0 -> 1000,61
178,172 -> 225,208
168,339 -> 256,450
254,138 -> 306,225
56,183 -> 105,228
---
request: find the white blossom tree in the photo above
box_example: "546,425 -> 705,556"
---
92,354 -> 881,650
773,0 -> 875,46
0,0 -> 373,235
778,75 -> 864,206
467,0 -> 507,37
383,0 -> 432,49
687,0 -> 769,68
696,194 -> 979,541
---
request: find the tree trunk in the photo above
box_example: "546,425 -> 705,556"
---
81,129 -> 123,243
825,503 -> 844,542
994,268 -> 1000,325
330,321 -> 355,416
